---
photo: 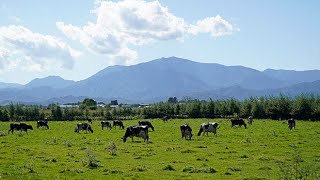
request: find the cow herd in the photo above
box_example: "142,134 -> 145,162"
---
6,116 -> 297,142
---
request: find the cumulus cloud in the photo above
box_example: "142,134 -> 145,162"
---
57,0 -> 236,65
189,15 -> 236,37
0,25 -> 81,71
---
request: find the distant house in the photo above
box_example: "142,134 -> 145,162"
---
97,103 -> 106,108
138,103 -> 150,108
110,105 -> 119,108
59,104 -> 79,108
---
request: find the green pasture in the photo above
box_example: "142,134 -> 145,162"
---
0,119 -> 319,179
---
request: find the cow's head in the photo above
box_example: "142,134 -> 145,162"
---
213,123 -> 218,129
27,125 -> 33,130
122,136 -> 127,142
89,127 -> 94,133
197,126 -> 203,136
150,125 -> 154,131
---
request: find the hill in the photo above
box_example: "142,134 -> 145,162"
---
1,57 -> 320,104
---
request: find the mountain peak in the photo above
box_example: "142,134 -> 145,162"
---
25,76 -> 75,89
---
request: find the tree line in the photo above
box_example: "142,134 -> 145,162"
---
0,94 -> 319,121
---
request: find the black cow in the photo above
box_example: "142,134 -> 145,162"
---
8,123 -> 33,134
113,120 -> 124,129
87,118 -> 92,124
197,122 -> 218,136
122,125 -> 149,142
231,118 -> 247,129
75,123 -> 93,133
37,120 -> 49,129
101,121 -> 112,130
288,118 -> 295,130
138,121 -> 154,131
180,124 -> 192,140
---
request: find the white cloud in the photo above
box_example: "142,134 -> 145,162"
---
0,25 -> 81,71
57,0 -> 236,65
189,15 -> 236,37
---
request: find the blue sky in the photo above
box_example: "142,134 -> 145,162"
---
0,0 -> 319,84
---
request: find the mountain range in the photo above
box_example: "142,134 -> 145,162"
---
1,57 -> 320,105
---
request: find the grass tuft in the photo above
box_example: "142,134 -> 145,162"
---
103,169 -> 123,174
163,164 -> 175,171
131,165 -> 148,172
240,155 -> 249,158
182,166 -> 217,173
106,141 -> 118,156
229,166 -> 241,171
181,149 -> 196,153
82,149 -> 101,168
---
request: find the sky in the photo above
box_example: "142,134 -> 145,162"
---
0,0 -> 319,84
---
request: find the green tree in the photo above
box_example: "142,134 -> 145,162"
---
80,98 -> 97,110
167,97 -> 178,104
292,94 -> 312,120
51,105 -> 63,121
111,100 -> 118,105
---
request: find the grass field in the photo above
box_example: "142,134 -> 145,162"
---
0,119 -> 319,179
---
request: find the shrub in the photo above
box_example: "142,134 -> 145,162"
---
106,141 -> 118,156
82,149 -> 100,168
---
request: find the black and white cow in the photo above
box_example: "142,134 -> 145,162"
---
74,123 -> 93,133
101,121 -> 112,130
248,116 -> 253,125
180,124 -> 192,140
231,118 -> 247,129
37,119 -> 49,129
197,122 -> 218,136
122,125 -> 149,142
288,118 -> 295,130
162,116 -> 168,122
138,121 -> 154,131
8,123 -> 33,134
113,120 -> 124,129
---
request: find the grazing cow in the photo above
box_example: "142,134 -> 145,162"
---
197,122 -> 218,136
87,118 -> 92,124
8,123 -> 33,134
180,124 -> 192,140
248,116 -> 253,125
288,118 -> 295,130
113,120 -> 124,129
138,121 -> 154,131
231,118 -> 247,129
101,121 -> 112,130
37,120 -> 49,129
162,116 -> 168,122
122,125 -> 149,142
74,123 -> 93,133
